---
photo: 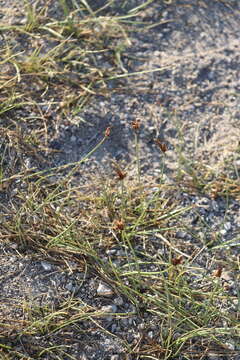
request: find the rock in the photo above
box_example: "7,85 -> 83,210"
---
65,282 -> 72,291
101,304 -> 117,313
41,261 -> 52,271
97,282 -> 114,297
211,200 -> 219,212
111,355 -> 119,360
224,222 -> 231,231
114,297 -> 124,306
176,231 -> 187,239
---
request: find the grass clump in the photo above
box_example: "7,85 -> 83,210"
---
1,121 -> 239,358
0,1 -> 239,360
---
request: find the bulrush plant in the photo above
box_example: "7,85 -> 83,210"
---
1,111 -> 239,360
0,1 -> 239,359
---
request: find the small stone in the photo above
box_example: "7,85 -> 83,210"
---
189,14 -> 199,25
41,261 -> 52,271
12,188 -> 18,196
106,249 -> 117,255
197,197 -> 210,206
114,297 -> 124,306
176,231 -> 187,239
25,158 -> 31,169
138,322 -> 145,330
101,304 -> 117,313
70,135 -> 77,142
223,342 -> 235,350
97,282 -> 114,297
148,331 -> 154,339
111,355 -> 119,360
115,198 -> 122,206
9,243 -> 18,249
224,222 -> 231,231
65,281 -> 74,292
211,200 -> 219,212
116,250 -> 125,256
208,353 -> 219,360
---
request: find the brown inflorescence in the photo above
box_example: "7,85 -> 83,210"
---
114,219 -> 124,231
155,138 -> 167,153
172,255 -> 183,266
131,119 -> 141,132
105,126 -> 111,137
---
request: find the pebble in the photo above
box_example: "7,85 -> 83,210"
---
111,355 -> 119,360
41,261 -> 52,271
211,200 -> 219,212
115,198 -> 122,206
176,231 -> 187,239
223,342 -> 235,350
138,322 -> 145,330
70,135 -> 77,142
148,331 -> 154,339
106,249 -> 117,255
101,304 -> 117,313
100,305 -> 117,322
113,297 -> 124,306
197,197 -> 210,206
97,282 -> 114,297
189,14 -> 199,25
223,222 -> 231,231
65,281 -> 75,292
220,229 -> 227,236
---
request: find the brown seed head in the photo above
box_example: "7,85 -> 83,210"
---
105,127 -> 111,137
114,219 -> 124,231
112,161 -> 127,181
172,255 -> 183,266
213,266 -> 223,278
131,119 -> 141,132
115,168 -> 127,180
155,139 -> 167,153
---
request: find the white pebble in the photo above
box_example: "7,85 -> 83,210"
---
101,304 -> 117,313
97,282 -> 114,297
41,261 -> 52,271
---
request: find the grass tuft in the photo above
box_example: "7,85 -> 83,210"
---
0,1 -> 239,359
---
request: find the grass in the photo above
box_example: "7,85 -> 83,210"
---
0,0 -> 240,359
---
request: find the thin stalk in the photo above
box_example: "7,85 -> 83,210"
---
135,131 -> 141,185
